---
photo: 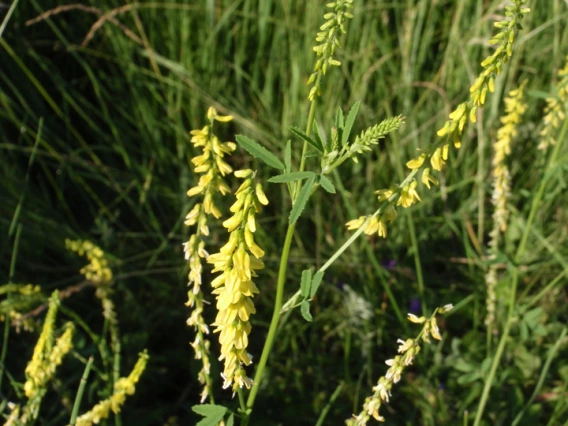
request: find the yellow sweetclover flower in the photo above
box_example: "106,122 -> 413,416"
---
348,305 -> 452,425
75,351 -> 149,426
24,292 -> 74,400
66,240 -> 112,284
207,169 -> 268,391
404,1 -> 529,179
539,56 -> 568,149
184,107 -> 236,402
396,180 -> 421,208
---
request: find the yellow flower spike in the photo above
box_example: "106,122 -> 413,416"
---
346,305 -> 451,426
345,216 -> 366,230
185,108 -> 236,402
66,240 -> 112,285
307,0 -> 354,100
485,81 -> 527,329
76,351 -> 149,426
539,57 -> 568,150
207,169 -> 268,391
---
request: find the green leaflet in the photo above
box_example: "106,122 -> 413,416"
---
289,126 -> 323,153
300,268 -> 313,298
319,174 -> 336,193
235,135 -> 285,169
342,101 -> 360,147
301,300 -> 313,322
310,270 -> 324,298
289,174 -> 316,224
192,404 -> 227,426
268,171 -> 316,183
284,139 -> 292,173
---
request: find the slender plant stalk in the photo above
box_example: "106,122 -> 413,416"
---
0,0 -> 22,38
69,356 -> 94,425
0,225 -> 22,392
314,381 -> 345,426
473,116 -> 568,426
512,325 -> 568,425
244,94 -> 318,424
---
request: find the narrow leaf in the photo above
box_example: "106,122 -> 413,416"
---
342,101 -> 361,147
268,171 -> 315,184
226,414 -> 234,426
289,126 -> 323,153
310,271 -> 324,298
236,135 -> 284,169
284,139 -> 292,173
301,301 -> 313,322
335,105 -> 345,129
300,269 -> 313,298
319,175 -> 336,194
315,120 -> 327,150
289,175 -> 316,224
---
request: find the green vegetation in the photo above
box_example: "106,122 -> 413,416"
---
1,1 -> 567,425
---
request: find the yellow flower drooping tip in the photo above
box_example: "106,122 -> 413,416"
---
207,170 -> 268,391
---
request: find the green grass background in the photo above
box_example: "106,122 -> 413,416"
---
1,0 -> 567,425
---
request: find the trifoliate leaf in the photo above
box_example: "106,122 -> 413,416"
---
289,174 -> 316,224
319,175 -> 336,193
268,171 -> 315,183
301,300 -> 313,322
236,135 -> 284,169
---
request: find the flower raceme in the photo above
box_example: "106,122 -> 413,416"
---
307,0 -> 354,100
207,169 -> 269,391
184,107 -> 235,402
485,82 -> 527,329
539,56 -> 568,150
348,305 -> 453,425
345,1 -> 529,240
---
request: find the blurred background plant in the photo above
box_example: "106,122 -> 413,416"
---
1,0 -> 567,425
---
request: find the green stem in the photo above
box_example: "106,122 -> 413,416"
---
0,0 -> 21,39
69,356 -> 94,425
244,96 -> 318,424
473,116 -> 568,426
281,169 -> 420,315
0,224 -> 22,393
314,382 -> 345,426
245,222 -> 296,419
512,325 -> 568,426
